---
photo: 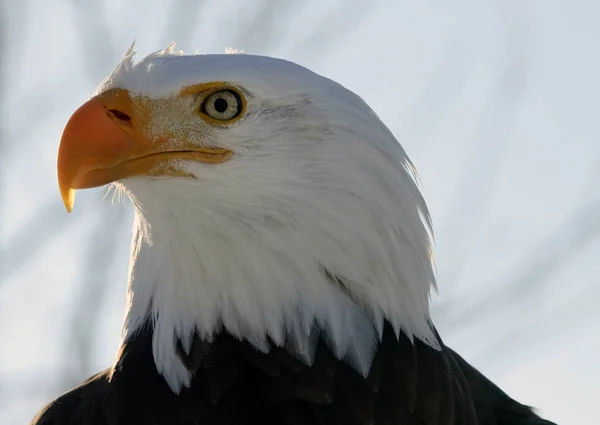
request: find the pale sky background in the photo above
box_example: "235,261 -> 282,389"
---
1,1 -> 599,424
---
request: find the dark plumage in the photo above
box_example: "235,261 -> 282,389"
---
31,321 -> 555,425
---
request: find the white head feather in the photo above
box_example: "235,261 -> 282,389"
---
100,43 -> 439,393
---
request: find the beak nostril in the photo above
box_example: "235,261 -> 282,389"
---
108,109 -> 132,123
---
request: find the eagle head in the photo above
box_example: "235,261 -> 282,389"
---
57,43 -> 438,393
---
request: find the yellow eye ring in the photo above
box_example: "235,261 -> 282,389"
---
199,88 -> 245,124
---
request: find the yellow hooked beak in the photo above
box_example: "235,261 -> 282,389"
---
57,89 -> 232,212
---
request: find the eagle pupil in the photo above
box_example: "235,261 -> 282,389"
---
214,98 -> 228,113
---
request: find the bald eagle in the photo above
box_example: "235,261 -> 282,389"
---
32,44 -> 555,425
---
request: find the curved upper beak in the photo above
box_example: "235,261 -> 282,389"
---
57,89 -> 233,213
57,93 -> 135,212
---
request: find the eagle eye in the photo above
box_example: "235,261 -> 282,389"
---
200,89 -> 243,122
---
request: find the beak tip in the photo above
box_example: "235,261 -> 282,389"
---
61,187 -> 75,213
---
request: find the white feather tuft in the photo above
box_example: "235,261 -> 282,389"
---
225,47 -> 245,54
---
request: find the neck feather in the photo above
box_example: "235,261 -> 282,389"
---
120,194 -> 439,393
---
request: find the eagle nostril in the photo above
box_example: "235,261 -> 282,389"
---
108,109 -> 132,123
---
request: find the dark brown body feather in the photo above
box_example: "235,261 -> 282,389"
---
31,322 -> 555,425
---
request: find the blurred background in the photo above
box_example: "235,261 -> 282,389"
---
1,0 -> 599,423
